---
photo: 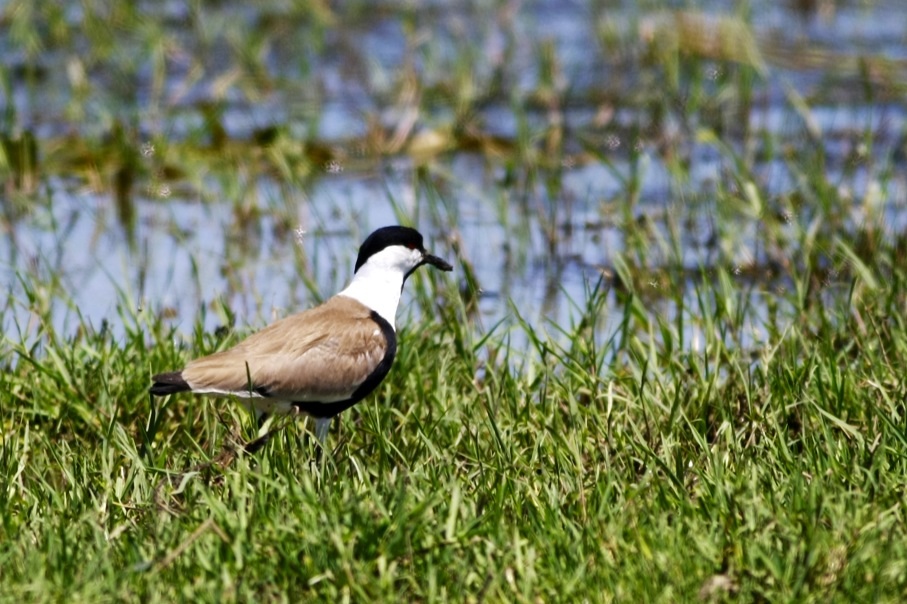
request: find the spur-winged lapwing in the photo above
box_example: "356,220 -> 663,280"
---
150,225 -> 453,445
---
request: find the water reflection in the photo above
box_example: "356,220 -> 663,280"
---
2,1 -> 907,355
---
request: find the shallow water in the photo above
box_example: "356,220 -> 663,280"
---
2,1 -> 906,352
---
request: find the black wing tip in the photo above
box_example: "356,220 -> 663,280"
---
150,371 -> 190,396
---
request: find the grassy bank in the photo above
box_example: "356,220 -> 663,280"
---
3,231 -> 907,601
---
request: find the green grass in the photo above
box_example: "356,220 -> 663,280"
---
3,239 -> 907,601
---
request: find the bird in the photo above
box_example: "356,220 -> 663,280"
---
150,225 -> 453,447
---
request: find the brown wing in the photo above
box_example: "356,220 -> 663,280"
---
181,296 -> 389,402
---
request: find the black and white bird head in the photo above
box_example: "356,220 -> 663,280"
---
341,226 -> 453,328
354,225 -> 453,279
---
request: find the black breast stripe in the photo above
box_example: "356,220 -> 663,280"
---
292,310 -> 398,419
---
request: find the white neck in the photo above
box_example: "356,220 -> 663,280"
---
337,263 -> 405,330
337,244 -> 425,329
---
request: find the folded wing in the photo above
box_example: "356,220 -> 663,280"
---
181,296 -> 390,403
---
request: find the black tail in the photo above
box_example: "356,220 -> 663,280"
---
150,371 -> 191,396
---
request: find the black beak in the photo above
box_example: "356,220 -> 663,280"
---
422,252 -> 453,272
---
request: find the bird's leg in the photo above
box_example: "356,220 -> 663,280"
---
314,417 -> 332,444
